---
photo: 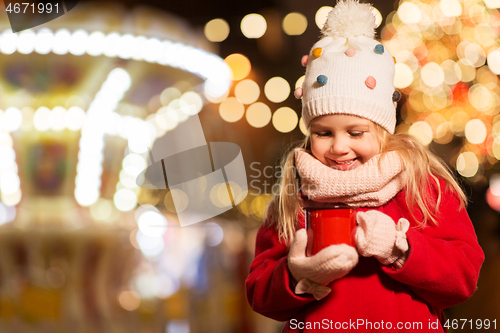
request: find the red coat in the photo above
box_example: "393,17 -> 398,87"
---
246,179 -> 484,332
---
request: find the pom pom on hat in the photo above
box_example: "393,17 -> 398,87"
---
321,0 -> 376,39
301,0 -> 396,134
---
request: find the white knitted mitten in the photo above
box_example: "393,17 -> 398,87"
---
288,229 -> 358,300
355,210 -> 410,268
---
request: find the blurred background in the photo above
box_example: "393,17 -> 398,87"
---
0,0 -> 498,332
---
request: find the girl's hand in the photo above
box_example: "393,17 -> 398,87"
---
287,229 -> 358,300
355,210 -> 410,268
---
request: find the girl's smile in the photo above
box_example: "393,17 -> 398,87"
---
309,114 -> 380,170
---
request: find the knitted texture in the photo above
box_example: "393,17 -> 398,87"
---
356,210 -> 410,267
300,0 -> 396,133
288,229 -> 358,300
295,149 -> 406,207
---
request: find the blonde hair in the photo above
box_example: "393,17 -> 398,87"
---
266,122 -> 467,242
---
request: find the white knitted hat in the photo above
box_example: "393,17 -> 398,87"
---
295,0 -> 399,133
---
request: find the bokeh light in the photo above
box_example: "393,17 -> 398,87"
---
282,13 -> 308,36
241,14 -> 267,39
219,97 -> 245,122
204,18 -> 230,42
397,2 -> 422,24
224,53 -> 251,81
315,6 -> 333,29
465,119 -> 487,144
246,102 -> 271,128
409,121 -> 433,145
394,63 -> 414,89
456,152 -> 479,177
264,77 -> 290,103
235,79 -> 260,104
272,107 -> 298,133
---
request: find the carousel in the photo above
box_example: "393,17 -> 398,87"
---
0,2 -> 259,333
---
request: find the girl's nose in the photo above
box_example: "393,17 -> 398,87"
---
329,138 -> 350,155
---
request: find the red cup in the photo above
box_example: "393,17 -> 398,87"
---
304,205 -> 357,256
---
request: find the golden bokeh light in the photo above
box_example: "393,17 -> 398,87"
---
315,6 -> 333,29
440,0 -> 463,17
492,137 -> 500,159
450,111 -> 470,135
469,84 -> 494,111
457,61 -> 476,82
224,53 -> 251,81
299,117 -> 307,135
264,77 -> 290,103
487,50 -> 500,74
241,14 -> 267,39
441,60 -> 462,85
246,102 -> 271,128
421,62 -> 445,87
296,75 -> 305,89
394,63 -> 414,89
465,119 -> 487,144
283,12 -> 308,36
397,2 -> 422,24
219,97 -> 245,122
164,189 -> 188,213
484,0 -> 500,9
118,291 -> 141,311
456,152 -> 479,177
372,8 -> 383,28
204,18 -> 230,42
235,79 -> 260,104
272,107 -> 298,133
409,121 -> 433,145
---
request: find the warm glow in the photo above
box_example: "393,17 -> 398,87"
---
204,18 -> 230,42
465,119 -> 487,144
487,50 -> 500,74
394,63 -> 414,89
246,102 -> 271,128
409,121 -> 433,145
397,2 -> 422,24
456,152 -> 479,178
299,117 -> 307,135
441,60 -> 462,85
219,97 -> 245,122
241,14 -> 267,39
315,6 -> 333,29
440,0 -> 462,17
283,12 -> 308,36
272,107 -> 298,133
264,77 -> 290,103
421,62 -> 445,88
224,53 -> 251,81
118,291 -> 141,311
296,75 -> 305,89
235,79 -> 260,104
372,8 -> 383,28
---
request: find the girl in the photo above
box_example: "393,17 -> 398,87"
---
245,1 -> 484,332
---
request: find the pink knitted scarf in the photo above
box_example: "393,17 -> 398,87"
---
294,149 -> 407,207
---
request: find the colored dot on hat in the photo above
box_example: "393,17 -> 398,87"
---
392,91 -> 401,102
345,48 -> 356,57
312,48 -> 322,58
374,44 -> 384,54
317,75 -> 328,86
365,76 -> 376,89
301,55 -> 309,67
294,87 -> 303,99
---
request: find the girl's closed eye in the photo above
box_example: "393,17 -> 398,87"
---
315,131 -> 331,137
348,131 -> 364,137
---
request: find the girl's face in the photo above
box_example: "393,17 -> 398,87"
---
309,114 -> 381,171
